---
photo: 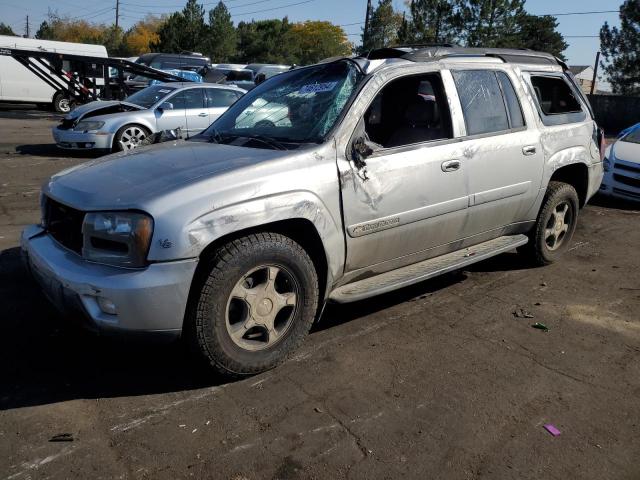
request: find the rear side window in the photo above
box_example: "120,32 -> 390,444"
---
452,70 -> 509,135
496,71 -> 525,129
528,75 -> 586,126
206,89 -> 241,107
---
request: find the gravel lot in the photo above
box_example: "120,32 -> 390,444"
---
1,105 -> 639,480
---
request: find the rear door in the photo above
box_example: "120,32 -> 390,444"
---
451,68 -> 544,236
205,88 -> 242,121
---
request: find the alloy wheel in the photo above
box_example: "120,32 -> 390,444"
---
544,201 -> 573,251
119,126 -> 147,150
225,264 -> 299,351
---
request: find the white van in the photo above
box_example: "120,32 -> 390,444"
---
0,36 -> 107,112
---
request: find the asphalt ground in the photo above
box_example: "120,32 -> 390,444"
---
1,105 -> 639,480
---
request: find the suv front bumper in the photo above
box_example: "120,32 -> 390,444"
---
21,225 -> 198,337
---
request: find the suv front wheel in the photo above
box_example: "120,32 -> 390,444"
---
520,181 -> 580,265
186,233 -> 319,377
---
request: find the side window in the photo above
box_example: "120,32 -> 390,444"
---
496,71 -> 525,129
168,89 -> 205,110
528,75 -> 586,126
206,89 -> 241,108
452,70 -> 509,135
530,76 -> 581,114
363,73 -> 453,149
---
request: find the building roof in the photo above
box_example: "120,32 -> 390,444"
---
569,65 -> 591,75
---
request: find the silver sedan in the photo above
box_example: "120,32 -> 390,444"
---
52,83 -> 246,153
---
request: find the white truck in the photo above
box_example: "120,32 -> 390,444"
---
0,36 -> 107,112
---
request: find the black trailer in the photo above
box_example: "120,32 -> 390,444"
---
0,46 -> 194,112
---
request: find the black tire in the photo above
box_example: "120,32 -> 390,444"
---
113,124 -> 151,152
52,92 -> 72,113
519,181 -> 580,266
186,233 -> 319,377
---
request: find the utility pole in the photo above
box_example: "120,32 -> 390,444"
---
115,0 -> 120,29
590,51 -> 600,95
363,0 -> 372,49
24,15 -> 30,38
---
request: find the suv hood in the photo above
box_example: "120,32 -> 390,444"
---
44,141 -> 290,210
65,100 -> 144,122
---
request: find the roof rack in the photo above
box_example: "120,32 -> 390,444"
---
364,46 -> 567,69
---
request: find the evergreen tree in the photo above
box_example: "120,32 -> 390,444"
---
235,18 -> 293,63
408,0 -> 463,44
461,0 -> 525,47
600,0 -> 640,95
205,1 -> 237,62
0,23 -> 16,36
153,0 -> 206,53
501,14 -> 567,59
361,0 -> 403,51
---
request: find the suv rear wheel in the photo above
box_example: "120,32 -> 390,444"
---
519,181 -> 579,265
186,233 -> 319,377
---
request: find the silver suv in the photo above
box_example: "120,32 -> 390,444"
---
22,47 -> 605,377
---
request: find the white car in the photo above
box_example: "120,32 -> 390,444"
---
600,127 -> 640,201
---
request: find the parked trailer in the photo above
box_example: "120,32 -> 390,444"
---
0,36 -> 108,112
0,43 -> 192,113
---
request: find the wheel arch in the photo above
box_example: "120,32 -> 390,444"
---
549,162 -> 589,207
112,122 -> 153,151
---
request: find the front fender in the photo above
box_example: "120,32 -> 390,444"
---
152,191 -> 345,290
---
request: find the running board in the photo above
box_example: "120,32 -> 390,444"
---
329,234 -> 528,303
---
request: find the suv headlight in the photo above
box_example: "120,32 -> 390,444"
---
74,121 -> 105,132
82,211 -> 154,268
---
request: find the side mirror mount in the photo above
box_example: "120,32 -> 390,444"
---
158,101 -> 174,112
352,135 -> 374,170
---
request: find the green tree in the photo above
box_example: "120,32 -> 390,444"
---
600,0 -> 640,95
407,0 -> 463,44
35,20 -> 54,39
235,18 -> 293,63
205,1 -> 237,62
461,0 -> 525,47
153,0 -> 206,53
288,21 -> 352,64
0,22 -> 16,36
500,14 -> 567,59
362,0 -> 403,51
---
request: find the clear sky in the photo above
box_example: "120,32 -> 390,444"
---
1,0 -> 622,68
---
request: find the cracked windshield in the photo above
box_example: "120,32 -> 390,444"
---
200,60 -> 363,148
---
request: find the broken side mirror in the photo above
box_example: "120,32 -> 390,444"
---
352,135 -> 374,170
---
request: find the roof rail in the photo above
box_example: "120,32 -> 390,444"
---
364,46 -> 566,69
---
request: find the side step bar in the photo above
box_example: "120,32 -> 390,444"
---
329,234 -> 528,303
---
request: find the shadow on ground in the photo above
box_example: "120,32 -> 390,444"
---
589,193 -> 640,211
0,243 -> 530,411
15,144 -> 102,159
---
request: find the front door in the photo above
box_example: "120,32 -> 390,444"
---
181,88 -> 210,136
338,71 -> 471,273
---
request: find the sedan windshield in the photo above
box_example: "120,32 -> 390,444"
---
200,60 -> 363,147
125,85 -> 176,109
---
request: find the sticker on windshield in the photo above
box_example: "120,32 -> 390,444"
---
299,82 -> 338,94
158,89 -> 171,93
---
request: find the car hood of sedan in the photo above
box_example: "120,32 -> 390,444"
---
65,100 -> 144,122
43,140 -> 291,210
613,140 -> 640,165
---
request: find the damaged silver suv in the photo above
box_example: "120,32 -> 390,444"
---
22,47 -> 604,376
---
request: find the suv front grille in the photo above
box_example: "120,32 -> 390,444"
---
43,197 -> 85,254
613,173 -> 640,190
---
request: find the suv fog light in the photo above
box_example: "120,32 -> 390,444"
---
97,296 -> 117,315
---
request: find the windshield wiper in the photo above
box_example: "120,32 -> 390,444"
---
242,134 -> 288,150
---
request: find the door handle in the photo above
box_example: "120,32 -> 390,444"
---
441,160 -> 461,172
522,145 -> 537,156
198,112 -> 208,117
